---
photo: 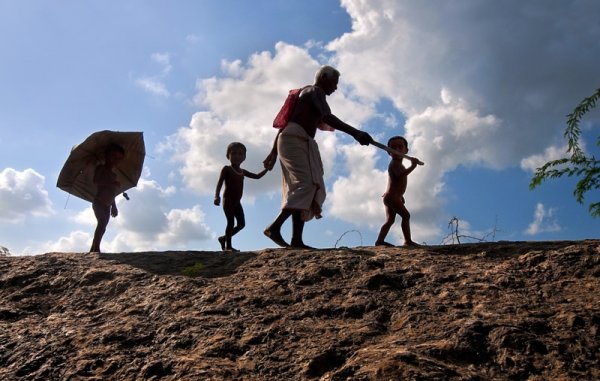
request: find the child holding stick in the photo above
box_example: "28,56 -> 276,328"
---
375,136 -> 421,247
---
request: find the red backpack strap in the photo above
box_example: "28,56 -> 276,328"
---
273,86 -> 311,128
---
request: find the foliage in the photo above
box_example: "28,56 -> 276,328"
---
0,246 -> 10,257
530,88 -> 600,217
182,262 -> 205,277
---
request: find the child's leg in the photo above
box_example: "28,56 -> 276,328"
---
90,203 -> 110,252
230,204 -> 245,237
397,203 -> 416,245
222,204 -> 244,252
375,205 -> 396,246
223,204 -> 236,250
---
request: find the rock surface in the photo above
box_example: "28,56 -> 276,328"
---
1,240 -> 599,380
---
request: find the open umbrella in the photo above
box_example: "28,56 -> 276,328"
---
57,130 -> 145,203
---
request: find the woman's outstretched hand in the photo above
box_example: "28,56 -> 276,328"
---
263,151 -> 277,170
354,130 -> 373,146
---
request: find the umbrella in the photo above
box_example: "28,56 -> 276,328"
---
57,130 -> 145,203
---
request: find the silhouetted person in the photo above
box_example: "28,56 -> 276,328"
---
375,136 -> 420,247
90,143 -> 124,253
263,65 -> 373,249
215,142 -> 267,252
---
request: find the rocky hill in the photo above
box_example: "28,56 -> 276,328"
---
1,240 -> 599,380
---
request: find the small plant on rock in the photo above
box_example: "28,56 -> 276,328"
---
182,262 -> 205,277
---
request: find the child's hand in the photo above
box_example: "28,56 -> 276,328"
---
410,157 -> 424,166
214,196 -> 220,206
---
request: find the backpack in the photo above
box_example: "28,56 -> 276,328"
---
273,87 -> 334,131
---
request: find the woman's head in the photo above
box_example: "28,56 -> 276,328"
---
315,66 -> 340,95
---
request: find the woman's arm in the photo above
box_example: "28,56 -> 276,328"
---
263,129 -> 282,170
322,114 -> 372,145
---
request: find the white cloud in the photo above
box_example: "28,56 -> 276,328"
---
72,207 -> 95,226
161,41 -> 373,198
44,231 -> 91,253
135,52 -> 173,97
525,203 -> 561,235
135,77 -> 170,97
112,179 -> 175,236
0,168 -> 53,222
328,144 -> 387,226
151,52 -> 172,75
331,0 -> 600,160
160,1 -> 599,245
106,203 -> 213,252
43,178 -> 213,253
326,0 -> 599,240
107,179 -> 213,251
520,144 -> 569,173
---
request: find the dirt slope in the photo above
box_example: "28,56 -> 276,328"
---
1,240 -> 599,380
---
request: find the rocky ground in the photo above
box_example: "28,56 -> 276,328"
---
1,240 -> 599,380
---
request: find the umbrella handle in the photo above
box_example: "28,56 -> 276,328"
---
371,141 -> 424,165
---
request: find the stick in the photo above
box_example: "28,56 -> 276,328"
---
371,141 -> 424,165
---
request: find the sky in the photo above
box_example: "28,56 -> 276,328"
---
1,0 -> 599,255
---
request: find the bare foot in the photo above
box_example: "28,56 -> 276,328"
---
290,241 -> 315,250
218,236 -> 226,251
264,228 -> 289,247
375,241 -> 395,247
404,241 -> 421,247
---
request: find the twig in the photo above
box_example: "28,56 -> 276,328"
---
335,230 -> 363,248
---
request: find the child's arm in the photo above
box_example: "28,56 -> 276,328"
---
111,200 -> 118,217
390,159 -> 418,178
243,168 -> 268,179
404,158 -> 419,176
214,167 -> 226,206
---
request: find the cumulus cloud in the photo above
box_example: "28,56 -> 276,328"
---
327,0 -> 599,237
525,203 -> 561,235
159,1 -> 599,243
45,178 -> 214,253
160,41 -> 373,197
520,144 -> 570,173
328,144 -> 387,226
108,179 -> 213,251
0,168 -> 53,222
44,231 -> 91,253
330,0 -> 600,164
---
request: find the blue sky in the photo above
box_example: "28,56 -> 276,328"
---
1,0 -> 598,255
